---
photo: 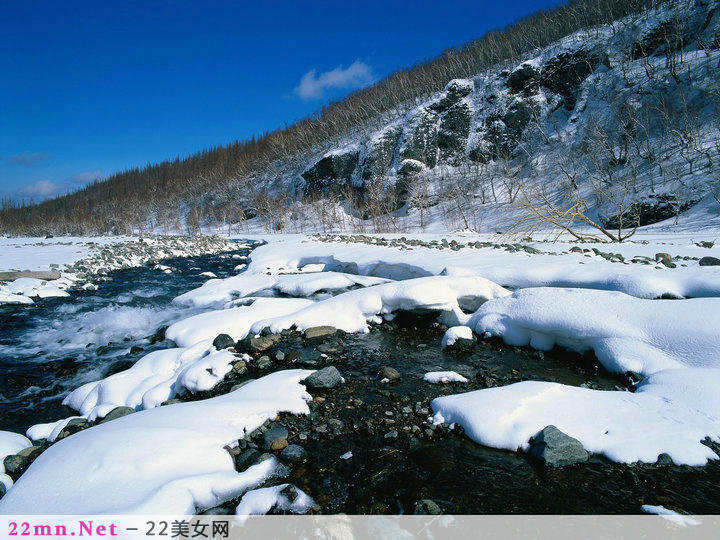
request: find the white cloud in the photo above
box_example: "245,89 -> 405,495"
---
68,170 -> 105,184
295,60 -> 374,100
19,179 -> 66,198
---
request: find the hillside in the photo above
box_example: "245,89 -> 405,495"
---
2,0 -> 719,239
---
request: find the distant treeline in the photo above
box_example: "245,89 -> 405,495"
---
0,0 -> 660,235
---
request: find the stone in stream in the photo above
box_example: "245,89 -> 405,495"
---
236,336 -> 275,354
378,366 -> 401,384
212,333 -> 235,350
280,444 -> 309,465
303,366 -> 343,390
97,406 -> 135,425
234,449 -> 261,472
529,425 -> 588,467
304,326 -> 338,342
263,427 -> 290,451
699,256 -> 720,266
414,499 -> 443,515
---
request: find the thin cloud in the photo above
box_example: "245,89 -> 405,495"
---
7,152 -> 53,165
69,170 -> 105,184
18,179 -> 65,198
295,60 -> 374,100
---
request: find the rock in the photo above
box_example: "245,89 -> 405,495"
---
699,256 -> 720,266
150,325 -> 168,344
236,336 -> 275,354
212,333 -> 235,350
302,151 -> 359,197
506,62 -> 540,93
433,79 -> 474,112
271,438 -> 289,452
438,101 -> 472,162
274,350 -> 286,361
397,159 -> 426,178
234,448 -> 261,472
3,454 -> 30,477
232,360 -> 248,375
529,425 -> 588,467
400,107 -> 439,168
656,453 -> 674,466
655,252 -> 673,264
378,366 -> 401,383
55,418 -> 90,440
303,366 -> 343,390
257,356 -> 272,370
280,444 -> 308,465
540,49 -> 607,109
414,499 -> 442,515
263,427 -> 290,451
0,482 -> 5,498
384,430 -> 398,439
361,126 -> 403,181
304,326 -> 338,342
97,406 -> 135,425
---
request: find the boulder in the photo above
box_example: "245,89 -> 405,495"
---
280,444 -> 308,465
303,366 -> 343,390
378,366 -> 401,384
212,333 -> 235,350
529,425 -> 588,467
699,256 -> 720,266
304,326 -> 338,342
414,499 -> 442,515
97,406 -> 135,425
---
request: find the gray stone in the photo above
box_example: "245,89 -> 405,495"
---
0,481 -> 5,498
378,366 -> 401,383
280,444 -> 309,465
438,101 -> 472,162
361,126 -> 403,181
303,366 -> 343,390
275,350 -> 286,361
445,336 -> 477,352
656,452 -> 674,466
397,159 -> 426,178
263,427 -> 290,450
506,63 -> 540,93
212,333 -> 235,350
234,448 -> 261,472
530,425 -> 588,467
3,455 -> 28,477
414,499 -> 442,515
97,406 -> 135,425
699,256 -> 720,266
304,326 -> 337,342
400,108 -> 439,167
257,356 -> 272,370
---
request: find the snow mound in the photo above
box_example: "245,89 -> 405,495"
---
235,484 -> 315,522
441,326 -> 474,348
174,271 -> 391,308
432,368 -> 720,466
167,297 -> 314,347
248,276 -> 510,335
0,370 -> 314,514
1,277 -> 70,302
470,288 -> 720,375
61,342 -> 241,423
424,371 -> 468,384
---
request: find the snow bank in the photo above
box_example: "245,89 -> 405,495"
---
174,271 -> 390,308
235,484 -> 315,522
0,431 -> 31,489
432,368 -> 720,466
0,370 -> 314,514
470,288 -> 720,374
424,371 -> 468,384
61,342 -> 240,422
247,276 -> 510,336
641,505 -> 701,526
166,298 -> 314,347
0,277 -> 71,304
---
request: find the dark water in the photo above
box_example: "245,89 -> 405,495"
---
2,245 -> 719,515
0,246 -> 254,433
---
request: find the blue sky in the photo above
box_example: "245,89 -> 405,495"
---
1,0 -> 563,202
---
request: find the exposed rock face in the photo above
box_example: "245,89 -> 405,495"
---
540,49 -> 607,109
506,62 -> 540,94
302,151 -> 359,196
400,108 -> 440,168
438,101 -> 472,162
361,126 -> 402,182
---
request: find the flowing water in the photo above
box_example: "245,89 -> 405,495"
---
1,245 -> 719,514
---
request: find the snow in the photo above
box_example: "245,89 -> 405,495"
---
174,271 -> 390,308
441,326 -> 474,348
432,368 -> 720,466
234,484 -> 315,522
0,370 -> 314,514
60,344 -> 243,423
424,371 -> 468,384
641,505 -> 701,527
166,298 -> 315,347
0,431 -> 31,489
469,287 -> 720,374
